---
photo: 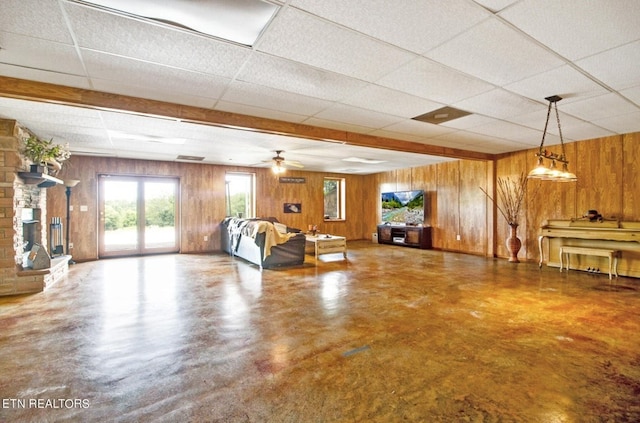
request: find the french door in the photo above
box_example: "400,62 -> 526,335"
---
98,175 -> 180,258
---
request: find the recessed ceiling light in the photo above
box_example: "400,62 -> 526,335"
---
71,0 -> 280,46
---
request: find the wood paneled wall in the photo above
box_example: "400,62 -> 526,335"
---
46,131 -> 639,263
373,160 -> 492,255
256,168 -> 377,240
372,131 -> 639,262
46,157 -> 378,261
497,133 -> 640,262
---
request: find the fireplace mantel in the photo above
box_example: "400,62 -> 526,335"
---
17,171 -> 62,187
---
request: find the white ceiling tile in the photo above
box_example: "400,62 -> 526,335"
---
467,120 -> 545,146
302,117 -> 375,135
417,136 -> 473,149
91,78 -> 218,109
221,80 -> 333,117
377,57 -> 494,104
508,106 -> 614,141
0,64 -> 91,89
256,7 -> 416,81
559,93 -> 640,122
576,40 -> 640,90
341,85 -> 444,119
500,0 -> 640,61
555,122 -> 615,141
593,111 -> 640,135
367,130 -> 426,143
453,89 -> 543,119
427,17 -> 564,86
439,114 -> 499,130
2,1 -> 639,173
620,85 -> 640,106
0,0 -> 74,44
82,50 -> 230,100
64,2 -> 251,78
215,101 -> 309,124
379,120 -> 455,138
289,0 -> 490,54
0,97 -> 104,127
313,104 -> 404,129
0,32 -> 86,75
237,53 -> 368,102
472,0 -> 520,13
434,132 -> 525,154
504,65 -> 607,102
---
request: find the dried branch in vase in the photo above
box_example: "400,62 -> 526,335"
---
480,172 -> 530,226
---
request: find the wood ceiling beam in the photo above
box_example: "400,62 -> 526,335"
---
0,76 -> 493,161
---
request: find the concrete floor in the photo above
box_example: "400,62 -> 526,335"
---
1,241 -> 639,422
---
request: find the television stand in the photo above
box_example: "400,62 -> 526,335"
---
377,224 -> 432,249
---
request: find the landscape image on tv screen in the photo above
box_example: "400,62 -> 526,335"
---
381,190 -> 424,225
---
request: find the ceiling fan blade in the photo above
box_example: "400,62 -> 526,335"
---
283,160 -> 304,168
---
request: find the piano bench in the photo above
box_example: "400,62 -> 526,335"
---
559,246 -> 621,280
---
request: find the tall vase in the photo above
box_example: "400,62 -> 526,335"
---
506,223 -> 522,263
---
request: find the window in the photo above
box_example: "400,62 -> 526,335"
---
225,172 -> 255,218
323,177 -> 345,220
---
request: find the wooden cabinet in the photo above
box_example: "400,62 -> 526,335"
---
377,225 -> 432,249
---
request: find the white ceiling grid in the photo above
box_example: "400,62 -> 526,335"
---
0,0 -> 638,174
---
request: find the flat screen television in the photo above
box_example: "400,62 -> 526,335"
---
381,190 -> 425,225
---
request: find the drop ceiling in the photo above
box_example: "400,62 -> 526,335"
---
0,0 -> 639,174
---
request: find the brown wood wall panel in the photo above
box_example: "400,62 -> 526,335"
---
497,134 -> 640,263
256,170 -> 374,240
411,166 -> 438,227
379,170 -> 399,195
395,168 -> 412,191
495,151 -> 536,259
47,157 -> 372,261
458,160 -> 488,255
436,161 -> 460,251
44,131 -> 640,264
504,146 -> 578,262
376,160 -> 488,253
575,136 -> 624,219
623,133 -> 640,220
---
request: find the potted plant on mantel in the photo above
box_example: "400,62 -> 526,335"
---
22,135 -> 71,175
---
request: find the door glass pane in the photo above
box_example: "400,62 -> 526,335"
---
103,180 -> 139,252
144,181 -> 176,249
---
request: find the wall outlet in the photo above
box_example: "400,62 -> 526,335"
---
204,235 -> 209,242
456,234 -> 461,241
69,242 -> 74,249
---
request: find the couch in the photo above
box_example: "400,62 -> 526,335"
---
220,217 -> 306,269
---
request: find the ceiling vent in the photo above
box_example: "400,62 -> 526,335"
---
177,155 -> 205,161
412,106 -> 471,125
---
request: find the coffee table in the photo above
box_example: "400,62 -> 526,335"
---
305,234 -> 347,261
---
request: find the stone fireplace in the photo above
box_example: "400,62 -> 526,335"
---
0,118 -> 69,296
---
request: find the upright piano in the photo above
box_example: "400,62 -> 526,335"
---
539,219 -> 640,278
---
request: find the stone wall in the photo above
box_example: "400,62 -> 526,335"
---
0,118 -> 65,296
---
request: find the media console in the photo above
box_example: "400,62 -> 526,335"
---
377,224 -> 432,249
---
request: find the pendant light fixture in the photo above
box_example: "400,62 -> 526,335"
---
527,95 -> 577,182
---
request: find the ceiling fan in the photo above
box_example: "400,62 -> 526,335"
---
269,150 -> 304,174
